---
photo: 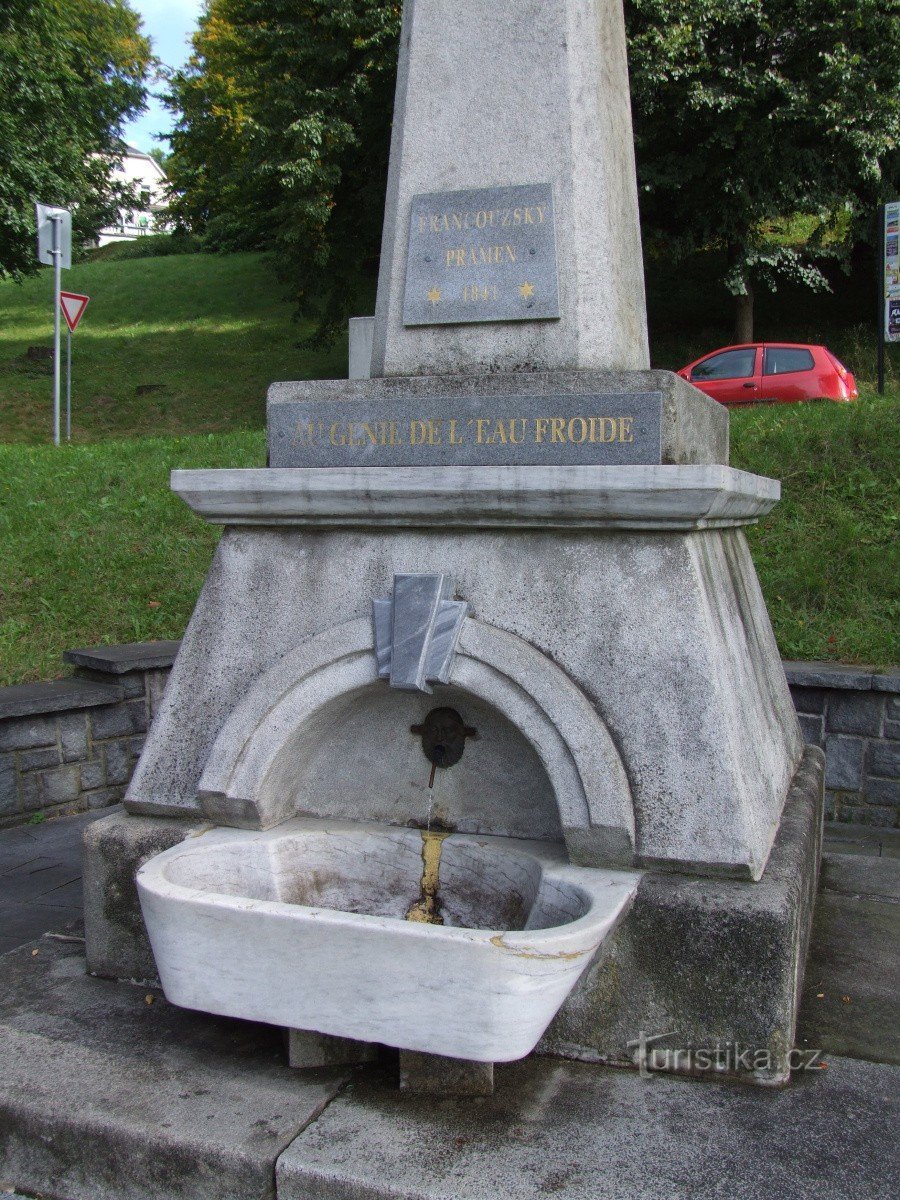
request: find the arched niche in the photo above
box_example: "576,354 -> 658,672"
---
197,617 -> 635,867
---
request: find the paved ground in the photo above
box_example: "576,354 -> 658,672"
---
1,940 -> 897,1200
0,938 -> 347,1200
822,823 -> 900,859
798,849 -> 900,1063
0,813 -> 897,1200
0,809 -> 104,955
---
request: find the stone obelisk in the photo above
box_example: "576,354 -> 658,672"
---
371,0 -> 650,378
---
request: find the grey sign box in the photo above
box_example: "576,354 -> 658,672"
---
269,393 -> 663,469
35,203 -> 72,270
403,184 -> 560,327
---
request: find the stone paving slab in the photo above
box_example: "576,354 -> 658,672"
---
822,821 -> 900,859
0,810 -> 104,955
0,940 -> 348,1200
277,1054 -> 900,1200
798,852 -> 900,1065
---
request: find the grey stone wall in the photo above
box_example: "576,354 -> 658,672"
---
785,662 -> 899,828
0,644 -> 178,829
1,645 -> 897,830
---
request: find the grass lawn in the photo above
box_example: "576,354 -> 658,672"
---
0,392 -> 896,686
0,249 -> 897,683
731,390 -> 898,670
0,432 -> 264,685
0,251 -> 347,442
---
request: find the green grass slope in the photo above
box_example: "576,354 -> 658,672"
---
0,395 -> 896,687
0,250 -> 897,683
732,394 -> 898,670
0,252 -> 347,442
0,432 -> 264,685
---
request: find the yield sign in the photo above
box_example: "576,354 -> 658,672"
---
59,291 -> 90,332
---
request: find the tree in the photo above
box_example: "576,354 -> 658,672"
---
165,0 -> 402,341
148,147 -> 170,172
626,0 -> 900,341
0,0 -> 152,280
165,0 -> 899,344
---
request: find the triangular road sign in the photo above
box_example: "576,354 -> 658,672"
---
60,291 -> 90,332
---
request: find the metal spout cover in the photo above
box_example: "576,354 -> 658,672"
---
373,574 -> 469,693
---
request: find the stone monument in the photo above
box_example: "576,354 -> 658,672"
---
373,0 -> 649,376
83,0 -> 823,1091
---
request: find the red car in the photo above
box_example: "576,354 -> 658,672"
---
677,343 -> 858,405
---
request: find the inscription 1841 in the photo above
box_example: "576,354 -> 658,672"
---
403,183 -> 561,327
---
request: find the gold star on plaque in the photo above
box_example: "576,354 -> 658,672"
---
427,287 -> 442,305
519,282 -> 535,299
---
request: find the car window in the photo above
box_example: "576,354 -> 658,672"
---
691,349 -> 756,381
763,347 -> 815,376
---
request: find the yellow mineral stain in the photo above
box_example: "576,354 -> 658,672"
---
489,934 -> 588,961
406,830 -> 450,925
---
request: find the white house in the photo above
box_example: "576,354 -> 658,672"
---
96,146 -> 168,246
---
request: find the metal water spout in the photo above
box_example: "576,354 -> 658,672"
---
411,707 -> 478,788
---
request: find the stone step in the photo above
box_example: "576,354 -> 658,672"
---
1,939 -> 897,1200
276,1053 -> 899,1200
0,939 -> 347,1200
823,821 -> 900,859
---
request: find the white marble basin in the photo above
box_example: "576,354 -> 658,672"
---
137,818 -> 640,1063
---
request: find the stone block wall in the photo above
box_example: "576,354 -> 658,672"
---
0,644 -> 178,829
785,662 -> 900,828
0,646 -> 897,830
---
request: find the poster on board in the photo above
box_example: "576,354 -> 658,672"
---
885,201 -> 900,344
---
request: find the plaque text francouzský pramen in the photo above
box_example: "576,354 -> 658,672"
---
402,184 -> 561,327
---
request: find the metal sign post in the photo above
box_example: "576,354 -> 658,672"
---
35,204 -> 72,444
59,292 -> 90,441
52,215 -> 62,443
66,328 -> 72,440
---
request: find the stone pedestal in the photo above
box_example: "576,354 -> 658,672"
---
288,1030 -> 378,1070
540,747 -> 825,1085
399,1051 -> 494,1097
82,810 -> 204,984
127,463 -> 800,882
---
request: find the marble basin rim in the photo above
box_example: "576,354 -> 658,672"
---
136,817 -> 641,1063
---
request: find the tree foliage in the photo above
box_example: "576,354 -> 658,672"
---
627,0 -> 900,337
0,0 -> 152,280
166,0 -> 401,341
165,0 -> 899,342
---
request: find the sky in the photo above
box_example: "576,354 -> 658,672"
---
122,0 -> 205,155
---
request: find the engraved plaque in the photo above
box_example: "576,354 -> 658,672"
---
402,184 -> 561,327
268,393 -> 663,468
